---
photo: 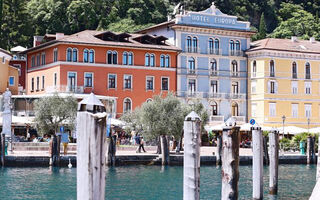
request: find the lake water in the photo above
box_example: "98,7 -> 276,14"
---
0,165 -> 316,199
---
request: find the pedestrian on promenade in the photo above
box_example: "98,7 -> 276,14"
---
61,132 -> 69,155
135,134 -> 141,153
140,136 -> 146,153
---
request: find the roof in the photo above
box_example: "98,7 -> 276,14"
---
136,20 -> 175,33
22,30 -> 181,54
11,46 -> 27,52
247,38 -> 320,54
0,48 -> 12,56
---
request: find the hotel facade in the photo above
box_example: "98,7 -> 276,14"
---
138,3 -> 255,125
22,31 -> 180,117
247,37 -> 320,129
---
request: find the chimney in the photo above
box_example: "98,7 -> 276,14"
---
291,36 -> 297,42
56,33 -> 65,40
310,37 -> 316,43
33,36 -> 44,47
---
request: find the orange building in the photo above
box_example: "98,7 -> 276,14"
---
23,31 -> 180,116
0,48 -> 19,94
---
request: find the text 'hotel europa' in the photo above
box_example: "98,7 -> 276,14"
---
191,15 -> 236,25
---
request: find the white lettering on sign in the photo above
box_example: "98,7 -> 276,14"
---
190,14 -> 236,25
214,17 -> 236,24
191,15 -> 209,22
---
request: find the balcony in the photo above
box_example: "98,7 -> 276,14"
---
231,72 -> 239,77
210,70 -> 218,76
188,69 -> 196,75
46,85 -> 84,94
208,48 -> 221,55
210,115 -> 224,123
186,91 -> 203,98
208,92 -> 222,98
229,93 -> 246,99
292,73 -> 297,79
232,116 -> 246,123
13,110 -> 35,117
229,50 -> 243,56
185,46 -> 200,54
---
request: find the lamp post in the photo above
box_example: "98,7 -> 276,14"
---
282,115 -> 286,138
307,118 -> 310,133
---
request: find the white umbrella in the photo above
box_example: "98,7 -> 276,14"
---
240,123 -> 252,131
279,126 -> 307,135
0,116 -> 34,126
309,127 -> 320,134
110,118 -> 126,127
206,123 -> 224,131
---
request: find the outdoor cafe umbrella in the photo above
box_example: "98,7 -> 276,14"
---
309,127 -> 320,134
279,126 -> 307,135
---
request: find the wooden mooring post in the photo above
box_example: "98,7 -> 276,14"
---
76,93 -> 107,200
106,135 -> 116,166
183,111 -> 201,200
307,136 -> 312,164
216,134 -> 222,166
269,129 -> 279,195
1,134 -> 5,166
221,118 -> 240,200
263,136 -> 269,165
252,125 -> 263,200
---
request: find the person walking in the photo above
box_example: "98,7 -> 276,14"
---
61,132 -> 69,155
140,136 -> 146,153
135,134 -> 141,153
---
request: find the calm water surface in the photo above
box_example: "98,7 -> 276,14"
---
0,165 -> 316,200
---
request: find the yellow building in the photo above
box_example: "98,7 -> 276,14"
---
0,48 -> 19,94
247,37 -> 320,129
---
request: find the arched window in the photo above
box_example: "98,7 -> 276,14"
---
89,49 -> 94,63
230,40 -> 235,55
112,51 -> 117,64
128,52 -> 133,65
231,60 -> 238,76
160,54 -> 165,67
187,36 -> 192,52
210,58 -> 217,75
192,37 -> 198,53
123,52 -> 128,65
211,101 -> 218,116
305,62 -> 311,79
146,98 -> 153,103
232,102 -> 239,116
270,60 -> 275,77
209,38 -> 214,53
53,48 -> 58,62
123,98 -> 132,113
150,54 -> 155,67
72,48 -> 78,62
83,49 -> 89,63
107,51 -> 112,64
235,40 -> 240,50
188,57 -> 195,72
214,38 -> 220,54
292,62 -> 297,78
145,53 -> 150,66
165,55 -> 170,67
252,60 -> 257,77
67,48 -> 72,62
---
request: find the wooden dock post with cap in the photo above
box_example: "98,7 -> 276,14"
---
216,133 -> 222,166
1,134 -> 5,166
76,93 -> 107,200
221,117 -> 240,200
183,111 -> 201,200
307,136 -> 312,164
252,125 -> 263,200
269,129 -> 279,195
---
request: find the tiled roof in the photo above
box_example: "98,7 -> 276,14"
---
0,48 -> 12,56
248,38 -> 320,54
23,30 -> 180,53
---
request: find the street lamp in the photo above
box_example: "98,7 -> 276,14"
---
307,118 -> 310,133
282,115 -> 286,138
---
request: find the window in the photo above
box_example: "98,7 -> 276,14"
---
210,59 -> 217,75
252,104 -> 257,117
41,53 -> 46,65
108,74 -> 116,89
231,60 -> 238,76
230,40 -> 235,55
128,52 -> 133,65
124,75 -> 132,89
36,76 -> 40,91
2,56 -> 4,64
235,40 -> 240,51
123,52 -> 128,65
292,104 -> 298,118
72,49 -> 78,62
192,37 -> 198,53
209,38 -> 214,54
251,81 -> 256,93
107,51 -> 112,64
187,36 -> 192,52
112,51 -> 117,64
268,80 -> 277,94
188,57 -> 195,73
232,82 -> 239,94
252,61 -> 257,77
211,101 -> 218,115
269,103 -> 276,117
89,49 -> 94,63
292,62 -> 297,78
305,104 -> 312,118
123,98 -> 132,113
165,55 -> 170,67
160,55 -> 165,67
232,102 -> 239,116
305,62 -> 311,79
9,76 -> 14,86
31,78 -> 34,91
54,73 -> 57,86
188,79 -> 196,94
146,76 -> 154,90
214,38 -> 219,54
150,54 -> 155,67
211,80 -> 218,93
161,77 -> 169,90
292,81 -> 298,94
270,60 -> 275,77
84,72 -> 93,87
305,82 -> 311,94
31,56 -> 35,67
67,48 -> 72,62
36,54 -> 40,66
67,72 -> 77,91
42,76 -> 45,90
83,49 -> 89,63
53,48 -> 58,62
145,53 -> 150,66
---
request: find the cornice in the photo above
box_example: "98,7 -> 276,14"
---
246,49 -> 320,60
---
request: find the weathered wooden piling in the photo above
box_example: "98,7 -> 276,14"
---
76,93 -> 107,200
106,135 -> 116,166
221,118 -> 240,200
317,134 -> 320,181
183,111 -> 201,200
252,126 -> 263,200
160,135 -> 170,165
307,136 -> 312,164
269,129 -> 279,195
312,136 -> 316,164
263,136 -> 269,165
216,134 -> 222,166
1,134 -> 5,166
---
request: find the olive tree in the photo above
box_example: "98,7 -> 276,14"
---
33,93 -> 78,136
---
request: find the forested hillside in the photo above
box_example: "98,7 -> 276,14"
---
1,0 -> 320,50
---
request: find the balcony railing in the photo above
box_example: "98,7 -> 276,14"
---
188,69 -> 196,75
46,85 -> 84,94
306,74 -> 311,79
185,46 -> 200,53
177,91 -> 246,100
210,115 -> 224,122
229,50 -> 243,56
292,73 -> 297,79
208,48 -> 221,55
231,72 -> 239,77
210,70 -> 218,76
232,116 -> 246,123
13,110 -> 35,117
